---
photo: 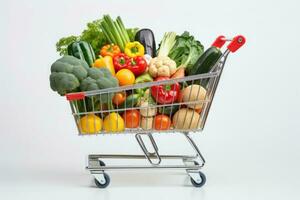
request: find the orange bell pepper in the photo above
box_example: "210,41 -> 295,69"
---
100,44 -> 121,57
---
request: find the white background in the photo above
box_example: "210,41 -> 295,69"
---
1,0 -> 300,199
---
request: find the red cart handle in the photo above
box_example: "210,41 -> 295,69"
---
66,92 -> 85,101
211,35 -> 246,52
227,35 -> 246,53
211,35 -> 226,48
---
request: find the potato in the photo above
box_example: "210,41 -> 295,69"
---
172,108 -> 201,130
182,85 -> 206,110
140,117 -> 154,130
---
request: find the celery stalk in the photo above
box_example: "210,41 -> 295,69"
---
104,15 -> 124,50
116,16 -> 130,43
116,19 -> 129,44
113,21 -> 126,49
99,23 -> 113,44
100,20 -> 117,44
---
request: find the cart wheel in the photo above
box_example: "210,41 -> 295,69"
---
94,173 -> 110,188
190,171 -> 206,188
99,160 -> 106,166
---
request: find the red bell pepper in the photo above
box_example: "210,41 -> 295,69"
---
151,77 -> 180,104
113,53 -> 129,72
126,56 -> 147,76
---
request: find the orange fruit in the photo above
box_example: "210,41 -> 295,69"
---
116,69 -> 135,86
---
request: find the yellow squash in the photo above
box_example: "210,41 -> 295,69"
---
103,112 -> 125,132
79,114 -> 103,134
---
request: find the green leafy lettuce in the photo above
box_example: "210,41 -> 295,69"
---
168,31 -> 204,71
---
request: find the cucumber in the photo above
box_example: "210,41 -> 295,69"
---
188,46 -> 222,75
67,41 -> 96,67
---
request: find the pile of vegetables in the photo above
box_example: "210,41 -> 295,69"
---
50,14 -> 223,134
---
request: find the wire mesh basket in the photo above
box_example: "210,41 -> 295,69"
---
65,35 -> 246,136
66,66 -> 221,135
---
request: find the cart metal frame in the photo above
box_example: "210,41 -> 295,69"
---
66,35 -> 246,188
87,132 -> 206,187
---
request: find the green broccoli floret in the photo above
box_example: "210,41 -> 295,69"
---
50,55 -> 119,107
50,56 -> 89,95
80,68 -> 118,103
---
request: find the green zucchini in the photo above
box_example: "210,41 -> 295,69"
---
67,41 -> 96,66
118,94 -> 140,109
188,46 -> 222,75
158,104 -> 180,116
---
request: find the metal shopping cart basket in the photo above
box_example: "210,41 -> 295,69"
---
65,35 -> 246,188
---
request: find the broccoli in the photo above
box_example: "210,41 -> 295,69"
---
50,55 -> 119,98
50,56 -> 89,95
80,68 -> 118,103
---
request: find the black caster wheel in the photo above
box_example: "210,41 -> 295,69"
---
190,171 -> 206,188
94,173 -> 110,188
99,160 -> 106,166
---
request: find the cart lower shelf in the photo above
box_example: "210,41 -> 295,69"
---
86,133 -> 206,188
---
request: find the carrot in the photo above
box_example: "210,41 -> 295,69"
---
171,67 -> 185,79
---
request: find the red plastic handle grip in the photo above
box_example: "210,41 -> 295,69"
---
66,92 -> 85,101
211,35 -> 226,48
227,35 -> 246,53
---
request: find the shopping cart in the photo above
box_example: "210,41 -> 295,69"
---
65,35 -> 246,188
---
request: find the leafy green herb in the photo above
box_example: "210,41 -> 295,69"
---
56,19 -> 107,56
56,17 -> 139,56
56,36 -> 79,56
80,19 -> 107,55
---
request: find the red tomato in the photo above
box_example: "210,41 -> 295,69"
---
154,114 -> 171,130
122,109 -> 140,128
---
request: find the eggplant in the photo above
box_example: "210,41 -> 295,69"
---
135,29 -> 156,57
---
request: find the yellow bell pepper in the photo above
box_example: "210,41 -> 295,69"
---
103,112 -> 125,132
124,41 -> 144,58
79,114 -> 103,134
93,56 -> 115,76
